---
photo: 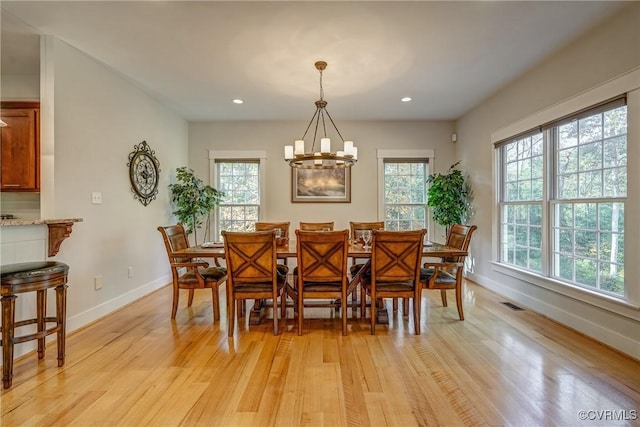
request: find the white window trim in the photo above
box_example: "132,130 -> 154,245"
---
208,150 -> 267,240
377,149 -> 435,231
491,68 -> 640,310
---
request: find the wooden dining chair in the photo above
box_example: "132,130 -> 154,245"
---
299,221 -> 334,231
361,229 -> 426,335
421,224 -> 477,320
255,221 -> 290,247
157,225 -> 227,322
222,230 -> 288,336
255,221 -> 291,277
291,229 -> 350,335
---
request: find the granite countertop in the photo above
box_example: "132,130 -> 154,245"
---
0,218 -> 83,227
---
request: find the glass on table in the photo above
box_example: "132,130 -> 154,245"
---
362,229 -> 372,250
354,230 -> 364,247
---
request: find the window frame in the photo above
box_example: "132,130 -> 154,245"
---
497,103 -> 627,297
491,69 -> 640,310
208,150 -> 266,241
377,149 -> 434,232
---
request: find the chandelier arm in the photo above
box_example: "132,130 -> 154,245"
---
301,108 -> 320,141
310,108 -> 322,153
324,109 -> 346,143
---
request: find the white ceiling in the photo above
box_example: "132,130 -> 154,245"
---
0,1 -> 627,121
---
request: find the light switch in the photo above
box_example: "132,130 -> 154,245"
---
92,192 -> 102,204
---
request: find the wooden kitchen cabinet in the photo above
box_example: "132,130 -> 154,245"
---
0,102 -> 40,192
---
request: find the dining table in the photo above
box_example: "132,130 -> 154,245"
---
173,239 -> 468,325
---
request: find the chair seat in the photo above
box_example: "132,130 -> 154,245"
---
363,280 -> 415,292
234,280 -> 285,294
178,266 -> 227,285
301,281 -> 343,292
350,263 -> 366,276
277,264 -> 289,276
421,267 -> 456,285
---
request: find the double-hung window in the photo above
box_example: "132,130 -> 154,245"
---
381,158 -> 429,231
212,157 -> 262,241
497,98 -> 627,297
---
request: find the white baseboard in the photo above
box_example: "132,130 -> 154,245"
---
10,274 -> 170,360
67,275 -> 170,333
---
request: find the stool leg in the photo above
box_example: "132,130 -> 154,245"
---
55,284 -> 68,368
2,294 -> 17,389
37,289 -> 47,359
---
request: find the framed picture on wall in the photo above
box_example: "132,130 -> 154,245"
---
291,167 -> 351,203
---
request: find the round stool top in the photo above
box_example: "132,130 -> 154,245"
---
1,261 -> 69,281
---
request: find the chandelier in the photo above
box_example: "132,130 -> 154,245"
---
284,61 -> 357,169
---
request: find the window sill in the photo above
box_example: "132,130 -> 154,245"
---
490,261 -> 640,320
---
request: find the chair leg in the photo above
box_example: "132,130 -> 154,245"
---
351,288 -> 358,319
392,298 -> 398,312
370,289 -> 376,335
55,284 -> 68,366
341,288 -> 348,336
272,290 -> 279,336
171,284 -> 180,319
36,289 -> 46,359
297,287 -> 304,336
402,298 -> 409,316
211,286 -> 220,321
2,294 -> 16,389
227,292 -> 235,337
414,290 -> 421,335
188,289 -> 195,307
440,289 -> 448,307
237,300 -> 244,318
280,289 -> 286,319
455,285 -> 465,321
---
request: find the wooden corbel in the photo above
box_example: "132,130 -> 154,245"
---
47,222 -> 74,257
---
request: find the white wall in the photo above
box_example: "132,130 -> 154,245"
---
188,120 -> 456,239
49,37 -> 189,328
456,3 -> 640,359
2,37 -> 189,358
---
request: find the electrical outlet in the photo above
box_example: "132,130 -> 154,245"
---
128,267 -> 134,278
94,275 -> 103,290
92,192 -> 102,204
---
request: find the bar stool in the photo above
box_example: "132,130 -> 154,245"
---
1,261 -> 69,389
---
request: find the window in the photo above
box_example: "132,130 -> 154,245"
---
383,160 -> 429,230
215,160 -> 260,240
497,99 -> 627,297
500,131 -> 544,272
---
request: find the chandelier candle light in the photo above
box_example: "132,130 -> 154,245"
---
284,61 -> 357,169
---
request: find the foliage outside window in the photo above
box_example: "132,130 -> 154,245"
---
498,99 -> 627,297
215,161 -> 260,241
383,161 -> 428,230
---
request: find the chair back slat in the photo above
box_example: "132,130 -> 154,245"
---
296,229 -> 348,282
349,221 -> 384,244
255,222 -> 290,246
223,230 -> 276,285
158,224 -> 190,264
444,224 -> 478,262
299,221 -> 335,231
372,230 -> 426,283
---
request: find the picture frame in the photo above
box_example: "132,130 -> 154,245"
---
291,167 -> 351,203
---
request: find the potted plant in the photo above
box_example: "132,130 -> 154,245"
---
426,161 -> 472,234
169,167 -> 224,244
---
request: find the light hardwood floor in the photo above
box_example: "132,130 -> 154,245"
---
2,281 -> 639,426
